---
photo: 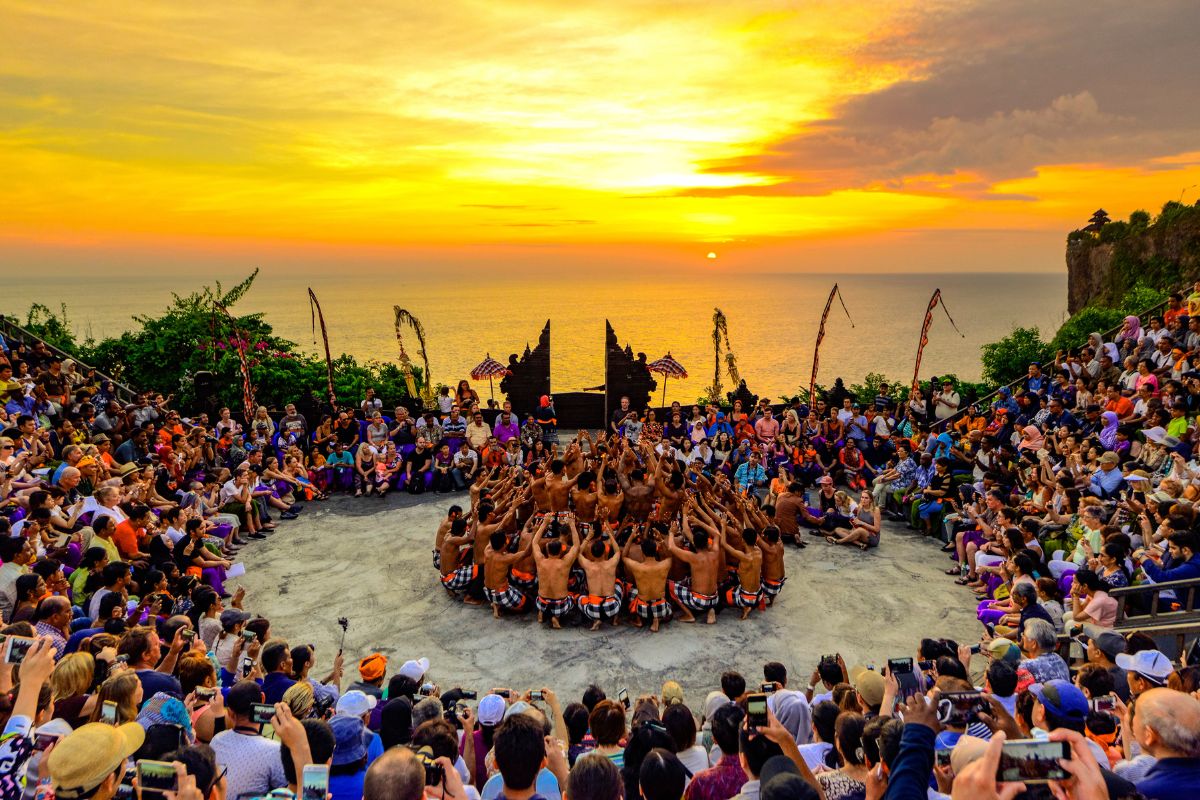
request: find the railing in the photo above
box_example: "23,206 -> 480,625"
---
929,290 -> 1175,431
0,314 -> 139,403
1111,575 -> 1200,627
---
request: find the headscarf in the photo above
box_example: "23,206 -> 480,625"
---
701,690 -> 729,727
539,395 -> 550,408
932,432 -> 954,459
1017,425 -> 1045,451
1099,411 -> 1119,450
772,691 -> 811,744
1119,315 -> 1143,343
1089,332 -> 1120,363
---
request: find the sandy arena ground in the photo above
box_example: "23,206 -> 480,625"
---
234,494 -> 980,703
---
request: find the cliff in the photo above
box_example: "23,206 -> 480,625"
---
1066,201 -> 1200,313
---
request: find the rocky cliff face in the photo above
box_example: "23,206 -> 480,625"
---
1066,204 -> 1200,313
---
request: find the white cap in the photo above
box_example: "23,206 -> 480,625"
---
1114,649 -> 1173,682
335,690 -> 378,717
478,694 -> 506,726
398,657 -> 430,682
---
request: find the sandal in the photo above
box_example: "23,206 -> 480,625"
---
941,542 -> 956,552
954,577 -> 972,585
857,543 -> 869,552
944,567 -> 960,575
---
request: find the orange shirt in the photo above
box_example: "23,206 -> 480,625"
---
1106,396 -> 1134,419
112,520 -> 144,559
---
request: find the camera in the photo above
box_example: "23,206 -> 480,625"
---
530,690 -> 544,701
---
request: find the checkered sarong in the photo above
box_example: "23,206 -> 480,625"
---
629,589 -> 673,621
485,584 -> 527,612
432,550 -> 441,571
536,595 -> 574,618
669,579 -> 718,612
510,568 -> 537,593
441,564 -> 478,592
761,576 -> 786,598
578,582 -> 625,622
724,583 -> 763,609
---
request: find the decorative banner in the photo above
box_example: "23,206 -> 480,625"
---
393,306 -> 434,406
307,288 -> 338,411
911,288 -> 966,392
215,302 -> 256,426
808,284 -> 854,403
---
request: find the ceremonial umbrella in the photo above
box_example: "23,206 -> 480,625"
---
647,353 -> 688,408
470,354 -> 509,400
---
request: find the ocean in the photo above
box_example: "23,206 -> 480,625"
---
4,270 -> 1067,404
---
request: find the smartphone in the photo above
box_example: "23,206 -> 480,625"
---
137,760 -> 178,800
495,689 -> 511,699
300,764 -> 329,800
100,700 -> 119,725
820,654 -> 837,664
242,630 -> 256,642
887,658 -> 914,675
250,703 -> 276,725
760,682 -> 777,693
1091,695 -> 1118,713
196,687 -> 216,700
746,693 -> 769,729
241,656 -> 253,677
459,690 -> 478,700
996,739 -> 1070,783
419,683 -> 435,697
918,660 -> 935,671
33,732 -> 62,752
936,691 -> 988,727
968,644 -> 982,655
3,635 -> 35,665
530,690 -> 544,701
618,688 -> 630,710
934,748 -> 953,768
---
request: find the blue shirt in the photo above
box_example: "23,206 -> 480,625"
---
137,668 -> 183,698
262,671 -> 296,704
734,462 -> 767,489
1141,554 -> 1200,584
482,770 -> 559,800
1090,466 -> 1124,498
329,768 -> 367,800
1137,757 -> 1200,800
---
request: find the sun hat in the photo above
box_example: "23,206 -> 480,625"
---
1114,649 -> 1173,683
1143,427 -> 1167,444
48,723 -> 145,798
329,714 -> 369,766
336,690 -> 378,718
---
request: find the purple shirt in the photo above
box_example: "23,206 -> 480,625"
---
494,418 -> 521,443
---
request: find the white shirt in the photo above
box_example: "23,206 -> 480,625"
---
934,391 -> 960,421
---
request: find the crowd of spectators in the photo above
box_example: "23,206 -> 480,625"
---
5,289 -> 1200,800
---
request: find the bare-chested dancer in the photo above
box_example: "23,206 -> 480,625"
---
720,528 -> 764,620
667,518 -> 721,624
532,516 -> 581,629
622,531 -> 673,632
577,524 -> 623,630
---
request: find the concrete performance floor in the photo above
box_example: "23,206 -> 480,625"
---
235,495 -> 981,704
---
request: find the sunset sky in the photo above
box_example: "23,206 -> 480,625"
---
2,0 -> 1199,275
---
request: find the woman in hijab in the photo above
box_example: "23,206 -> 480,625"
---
1116,315 -> 1143,346
1017,425 -> 1045,453
1088,332 -> 1120,364
1098,411 -> 1120,450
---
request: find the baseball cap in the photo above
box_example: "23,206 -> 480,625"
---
1028,680 -> 1089,720
849,666 -> 885,707
49,723 -> 145,798
220,609 -> 251,629
398,657 -> 430,682
817,476 -> 833,486
1099,452 -> 1119,465
477,694 -> 506,726
336,689 -> 378,717
358,653 -> 388,682
1080,626 -> 1126,660
329,714 -> 369,766
1115,649 -> 1173,683
986,638 -> 1021,663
